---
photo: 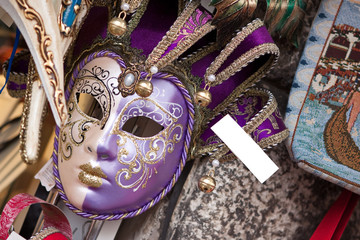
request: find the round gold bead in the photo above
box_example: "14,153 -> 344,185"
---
135,80 -> 153,97
194,90 -> 212,107
108,17 -> 127,36
198,175 -> 216,193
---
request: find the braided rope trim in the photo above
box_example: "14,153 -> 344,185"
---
144,0 -> 200,69
211,44 -> 279,117
53,50 -> 194,220
205,18 -> 264,82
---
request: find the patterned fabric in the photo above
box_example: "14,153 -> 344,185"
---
162,8 -> 212,56
286,0 -> 360,194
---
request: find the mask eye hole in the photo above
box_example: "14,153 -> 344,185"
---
76,93 -> 104,121
122,116 -> 164,137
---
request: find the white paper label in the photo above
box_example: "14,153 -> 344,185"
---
35,158 -> 55,191
7,232 -> 25,240
211,114 -> 279,183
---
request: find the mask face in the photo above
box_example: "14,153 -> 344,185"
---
55,50 -> 193,216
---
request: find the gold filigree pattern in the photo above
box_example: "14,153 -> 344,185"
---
268,114 -> 280,130
112,95 -> 184,191
114,123 -> 183,191
16,0 -> 67,123
59,74 -> 112,161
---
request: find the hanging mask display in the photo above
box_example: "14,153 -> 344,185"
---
54,49 -> 194,218
1,0 -> 289,220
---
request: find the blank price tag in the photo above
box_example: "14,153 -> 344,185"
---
211,114 -> 278,183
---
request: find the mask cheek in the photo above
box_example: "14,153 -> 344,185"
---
58,138 -> 89,210
58,121 -> 102,209
112,136 -> 144,189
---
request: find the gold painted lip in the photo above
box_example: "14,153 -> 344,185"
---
79,163 -> 107,178
78,163 -> 107,188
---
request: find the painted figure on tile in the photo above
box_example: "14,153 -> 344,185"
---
305,21 -> 360,171
345,87 -> 360,132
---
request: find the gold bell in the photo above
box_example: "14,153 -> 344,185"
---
198,175 -> 216,193
194,89 -> 212,107
135,80 -> 153,97
108,15 -> 127,36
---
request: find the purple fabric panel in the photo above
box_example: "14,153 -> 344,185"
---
201,95 -> 264,142
71,6 -> 108,62
191,49 -> 219,78
206,56 -> 269,109
254,110 -> 287,140
7,81 -> 26,90
192,25 -> 273,109
162,8 -> 212,57
131,0 -> 178,56
216,26 -> 273,74
191,26 -> 273,78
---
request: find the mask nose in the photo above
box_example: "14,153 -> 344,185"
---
96,134 -> 119,161
85,132 -> 119,161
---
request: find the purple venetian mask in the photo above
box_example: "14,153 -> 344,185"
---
53,50 -> 194,219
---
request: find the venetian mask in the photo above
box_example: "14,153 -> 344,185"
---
53,50 -> 194,218
0,0 -> 289,222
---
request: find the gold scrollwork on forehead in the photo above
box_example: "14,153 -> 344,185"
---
16,0 -> 67,123
112,96 -> 184,138
73,77 -> 110,126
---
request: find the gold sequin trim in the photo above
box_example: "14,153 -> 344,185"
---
19,59 -> 48,164
30,227 -> 61,240
204,18 -> 265,85
144,0 -> 215,72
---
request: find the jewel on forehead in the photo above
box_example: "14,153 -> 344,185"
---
124,73 -> 135,86
118,65 -> 140,97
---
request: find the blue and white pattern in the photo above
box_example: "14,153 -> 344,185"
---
286,0 -> 360,194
